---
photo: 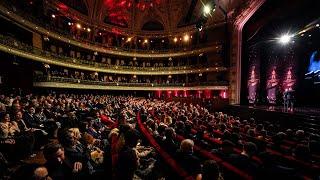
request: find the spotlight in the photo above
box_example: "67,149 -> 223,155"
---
316,24 -> 320,27
127,37 -> 132,42
51,14 -> 56,18
87,28 -> 91,32
183,34 -> 190,42
68,22 -> 72,26
76,23 -> 81,29
144,39 -> 148,43
278,34 -> 293,44
173,37 -> 178,43
203,5 -> 211,16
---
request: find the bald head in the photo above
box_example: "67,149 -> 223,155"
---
33,167 -> 51,180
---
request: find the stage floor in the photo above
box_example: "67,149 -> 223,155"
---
232,105 -> 320,117
227,105 -> 320,133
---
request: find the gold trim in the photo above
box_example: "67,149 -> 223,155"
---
33,82 -> 228,91
0,5 -> 221,58
47,0 -> 225,37
0,43 -> 226,75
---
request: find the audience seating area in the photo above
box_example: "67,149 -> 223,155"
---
1,93 -> 318,180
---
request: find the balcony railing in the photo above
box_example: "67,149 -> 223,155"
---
0,2 -> 222,55
0,34 -> 227,75
34,76 -> 229,88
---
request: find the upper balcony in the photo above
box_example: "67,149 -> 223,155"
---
33,76 -> 229,91
0,2 -> 223,58
0,34 -> 227,75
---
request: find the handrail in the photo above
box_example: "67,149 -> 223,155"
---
0,34 -> 227,75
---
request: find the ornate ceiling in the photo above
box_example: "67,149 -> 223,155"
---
48,0 -> 245,34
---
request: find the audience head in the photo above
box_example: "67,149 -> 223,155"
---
33,167 -> 51,180
180,139 -> 194,154
293,144 -> 310,160
202,160 -> 221,180
43,143 -> 65,164
165,127 -> 176,140
15,111 -> 23,121
221,140 -> 235,154
1,113 -> 10,123
124,129 -> 139,148
242,142 -> 257,157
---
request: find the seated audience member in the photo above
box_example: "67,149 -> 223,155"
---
258,153 -> 303,180
211,140 -> 235,159
33,166 -> 52,180
116,129 -> 139,180
43,143 -> 86,179
229,142 -> 260,175
154,123 -> 166,143
0,113 -> 19,139
202,160 -> 223,180
162,127 -> 178,156
293,144 -> 311,161
176,139 -> 202,179
58,129 -> 90,173
24,106 -> 43,129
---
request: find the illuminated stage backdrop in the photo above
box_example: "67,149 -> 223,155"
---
247,47 -> 260,104
247,46 -> 297,105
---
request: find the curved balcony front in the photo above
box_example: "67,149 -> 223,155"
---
0,35 -> 227,75
0,4 -> 222,58
34,76 -> 229,91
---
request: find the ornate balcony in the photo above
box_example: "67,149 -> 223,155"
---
0,34 -> 227,75
0,3 -> 222,58
33,76 -> 229,91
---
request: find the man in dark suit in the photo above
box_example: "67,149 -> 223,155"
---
175,139 -> 202,179
23,106 -> 43,129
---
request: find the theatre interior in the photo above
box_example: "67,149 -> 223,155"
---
0,0 -> 320,179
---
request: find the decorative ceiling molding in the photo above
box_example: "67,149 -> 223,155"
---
44,0 -> 237,37
0,5 -> 222,58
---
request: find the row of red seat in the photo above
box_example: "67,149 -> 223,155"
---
136,112 -> 193,179
190,127 -> 316,179
151,114 -> 253,180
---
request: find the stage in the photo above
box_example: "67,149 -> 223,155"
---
225,105 -> 320,134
